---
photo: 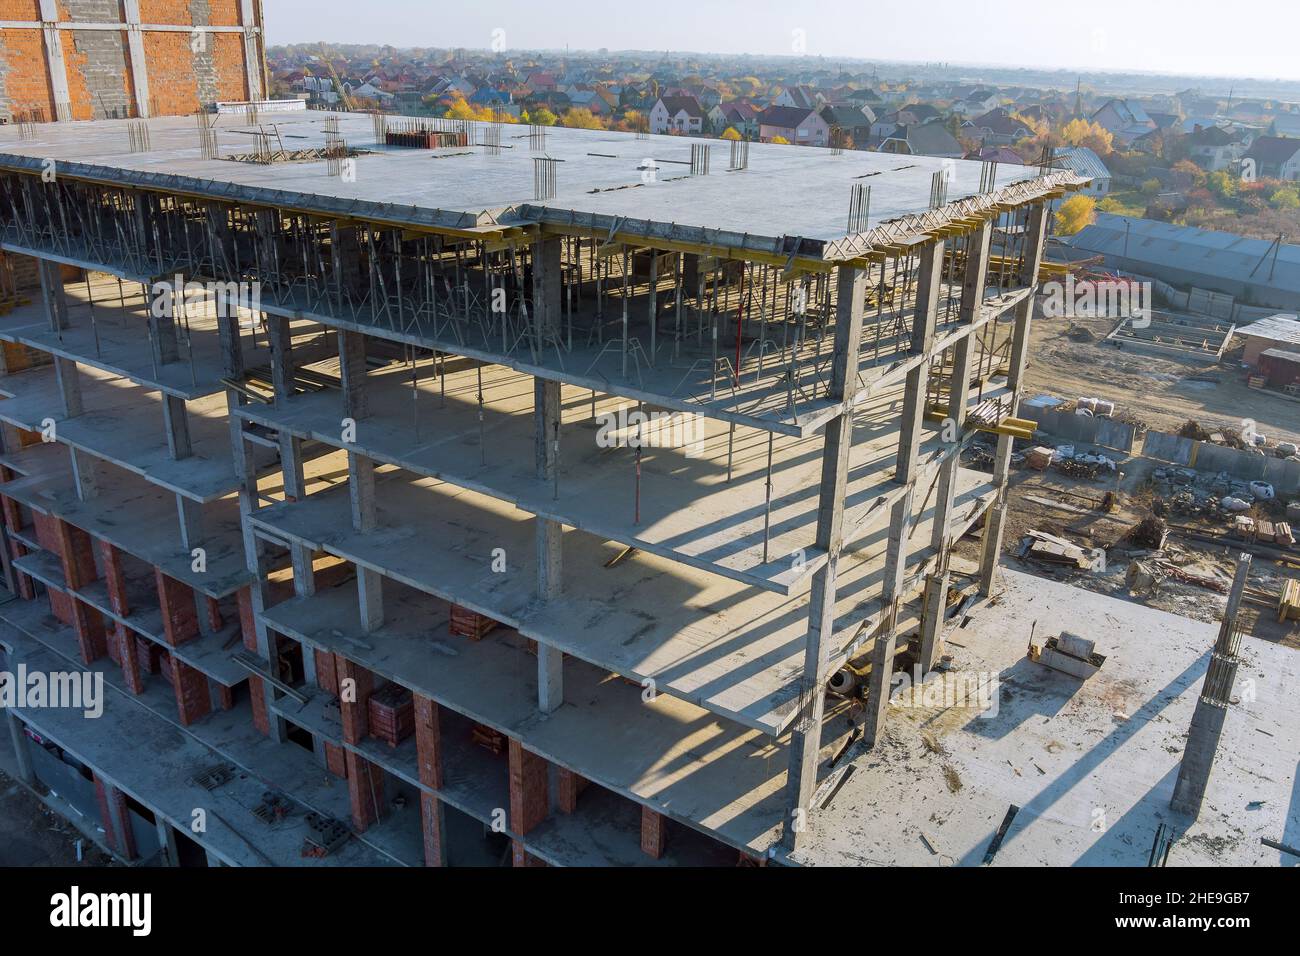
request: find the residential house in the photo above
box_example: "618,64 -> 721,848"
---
708,101 -> 759,139
773,86 -> 823,110
1053,146 -> 1111,197
878,121 -> 964,159
870,104 -> 943,142
965,145 -> 1025,165
967,107 -> 1034,146
1243,136 -> 1300,181
649,94 -> 705,134
1185,124 -> 1247,172
1268,113 -> 1300,138
1091,99 -> 1157,146
951,87 -> 1000,114
818,105 -> 872,149
756,105 -> 831,145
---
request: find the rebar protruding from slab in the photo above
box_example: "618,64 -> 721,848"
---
980,160 -> 999,194
728,138 -> 749,171
533,156 -> 557,200
690,143 -> 711,176
529,124 -> 547,151
848,183 -> 871,234
929,170 -> 948,209
127,121 -> 151,153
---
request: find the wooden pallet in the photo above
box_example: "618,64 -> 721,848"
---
1280,580 -> 1300,623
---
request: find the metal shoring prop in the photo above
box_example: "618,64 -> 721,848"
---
674,252 -> 683,362
621,247 -> 630,378
633,402 -> 644,527
179,277 -> 197,389
648,248 -> 657,367
143,281 -> 159,382
477,363 -> 485,466
84,271 -> 101,358
762,430 -> 775,563
733,262 -> 746,384
726,422 -> 735,483
410,343 -> 420,442
552,419 -> 560,501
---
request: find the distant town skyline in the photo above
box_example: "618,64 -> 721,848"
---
266,0 -> 1300,83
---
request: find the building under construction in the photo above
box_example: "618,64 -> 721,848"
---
0,111 -> 1294,868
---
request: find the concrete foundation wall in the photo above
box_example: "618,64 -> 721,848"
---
1143,430 -> 1300,493
1020,405 -> 1137,453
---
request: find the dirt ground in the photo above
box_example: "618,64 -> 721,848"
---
1023,311 -> 1300,447
0,768 -> 117,866
956,456 -> 1300,649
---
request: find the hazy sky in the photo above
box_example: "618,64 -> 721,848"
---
266,0 -> 1300,81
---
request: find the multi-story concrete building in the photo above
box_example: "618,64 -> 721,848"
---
28,110 -> 1296,869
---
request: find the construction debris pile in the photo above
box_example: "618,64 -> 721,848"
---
1152,466 -> 1291,534
1017,442 -> 1118,480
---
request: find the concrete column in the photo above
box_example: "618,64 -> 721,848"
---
1171,555 -> 1251,817
895,240 -> 944,484
102,780 -> 137,861
339,330 -> 368,421
979,203 -> 1048,596
239,0 -> 264,101
534,377 -> 563,713
155,818 -> 180,867
532,237 -> 563,341
177,495 -> 203,551
268,314 -> 294,402
162,394 -> 193,460
357,566 -> 384,633
781,264 -> 866,852
53,356 -> 81,416
344,450 -> 383,632
38,259 -> 69,331
5,710 -> 35,786
349,452 -> 376,532
918,220 -> 992,671
121,0 -> 151,117
864,486 -> 915,748
36,0 -> 71,121
70,448 -> 99,502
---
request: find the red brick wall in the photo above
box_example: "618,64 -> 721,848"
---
413,693 -> 443,790
154,569 -> 198,646
171,656 -> 210,726
0,1 -> 261,120
420,793 -> 444,867
344,750 -> 385,832
508,738 -> 548,838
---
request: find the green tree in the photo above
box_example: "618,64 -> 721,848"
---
1055,194 -> 1097,235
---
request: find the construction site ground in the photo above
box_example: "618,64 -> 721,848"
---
954,457 -> 1300,648
1024,310 -> 1300,447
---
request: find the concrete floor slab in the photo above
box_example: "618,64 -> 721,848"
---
0,361 -> 239,501
0,442 -> 249,598
787,568 -> 1300,867
250,460 -> 990,733
238,355 -> 991,594
0,111 -> 1070,255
